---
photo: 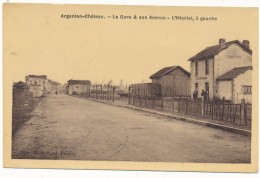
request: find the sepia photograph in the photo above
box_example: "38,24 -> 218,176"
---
3,3 -> 258,172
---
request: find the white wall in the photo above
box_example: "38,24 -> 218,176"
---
214,44 -> 252,98
217,80 -> 232,100
215,44 -> 252,78
190,58 -> 214,98
26,77 -> 47,86
68,84 -> 90,95
233,70 -> 252,104
28,85 -> 43,97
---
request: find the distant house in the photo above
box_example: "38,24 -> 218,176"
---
25,75 -> 48,97
67,80 -> 91,95
150,66 -> 190,97
188,38 -> 252,103
61,83 -> 68,94
48,80 -> 62,94
25,75 -> 62,97
25,75 -> 48,86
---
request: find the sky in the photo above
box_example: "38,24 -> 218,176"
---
4,4 -> 258,86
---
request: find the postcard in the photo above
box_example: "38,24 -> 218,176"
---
3,3 -> 258,172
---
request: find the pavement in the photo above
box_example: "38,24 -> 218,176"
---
12,94 -> 251,163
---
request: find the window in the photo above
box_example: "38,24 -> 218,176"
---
195,83 -> 198,91
195,62 -> 198,75
205,82 -> 209,93
205,60 -> 209,74
243,86 -> 252,94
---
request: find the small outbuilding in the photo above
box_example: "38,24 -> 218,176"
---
216,66 -> 252,104
67,80 -> 91,95
150,65 -> 190,97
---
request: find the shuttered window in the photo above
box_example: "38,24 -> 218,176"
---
205,60 -> 209,74
243,86 -> 252,94
195,62 -> 198,75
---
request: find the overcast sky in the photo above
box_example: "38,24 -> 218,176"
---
4,4 -> 257,85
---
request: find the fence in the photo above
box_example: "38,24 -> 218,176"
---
203,100 -> 251,126
129,95 -> 252,127
77,89 -> 122,102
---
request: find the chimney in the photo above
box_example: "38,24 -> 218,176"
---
219,38 -> 226,47
243,40 -> 250,49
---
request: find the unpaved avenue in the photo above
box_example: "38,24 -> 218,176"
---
12,94 -> 250,163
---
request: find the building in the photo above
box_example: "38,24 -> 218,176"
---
188,38 -> 252,103
48,80 -> 62,94
217,66 -> 252,103
25,75 -> 48,86
61,83 -> 68,94
27,84 -> 44,97
25,75 -> 48,97
150,66 -> 190,97
67,80 -> 91,95
25,75 -> 62,97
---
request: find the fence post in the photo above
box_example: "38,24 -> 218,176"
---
233,104 -> 237,123
241,99 -> 246,125
172,97 -> 174,112
186,97 -> 189,114
201,98 -> 204,117
178,96 -> 180,113
101,85 -> 103,100
221,97 -> 225,120
162,97 -> 164,110
112,87 -> 115,102
95,85 -> 97,99
211,103 -> 214,119
110,87 -> 112,100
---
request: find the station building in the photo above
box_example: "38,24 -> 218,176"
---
188,38 -> 252,103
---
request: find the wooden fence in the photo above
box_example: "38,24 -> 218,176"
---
78,90 -> 122,102
129,95 -> 252,127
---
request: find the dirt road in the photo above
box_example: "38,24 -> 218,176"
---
12,94 -> 251,163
